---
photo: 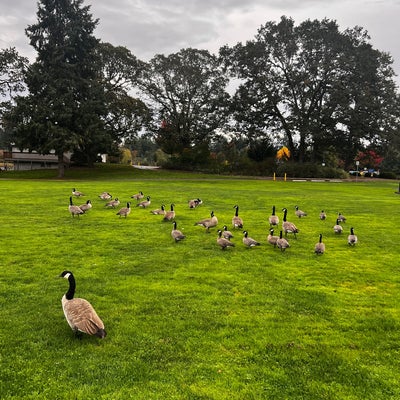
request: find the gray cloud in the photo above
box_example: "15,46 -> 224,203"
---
1,0 -> 399,83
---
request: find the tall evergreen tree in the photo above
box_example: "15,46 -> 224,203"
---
10,0 -> 105,177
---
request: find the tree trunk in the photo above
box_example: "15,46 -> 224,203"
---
57,153 -> 65,178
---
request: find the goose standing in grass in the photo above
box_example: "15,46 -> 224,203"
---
337,212 -> 347,223
69,196 -> 84,217
282,208 -> 299,238
319,210 -> 327,220
242,231 -> 260,247
232,205 -> 243,229
72,188 -> 84,197
269,205 -> 279,228
137,196 -> 151,208
171,221 -> 186,242
314,234 -> 325,255
188,198 -> 203,208
105,198 -> 120,208
295,205 -> 307,218
150,204 -> 166,215
217,230 -> 235,250
267,228 -> 279,248
116,202 -> 131,218
79,200 -> 92,213
163,204 -> 176,221
195,211 -> 218,232
59,271 -> 106,339
99,192 -> 112,200
333,219 -> 343,234
131,191 -> 144,201
222,225 -> 234,240
348,227 -> 358,246
276,230 -> 290,252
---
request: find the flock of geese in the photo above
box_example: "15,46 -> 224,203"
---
64,187 -> 359,339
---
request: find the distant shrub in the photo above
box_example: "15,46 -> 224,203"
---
276,162 -> 348,179
378,171 -> 397,179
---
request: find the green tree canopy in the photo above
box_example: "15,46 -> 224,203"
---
136,48 -> 231,158
221,16 -> 400,167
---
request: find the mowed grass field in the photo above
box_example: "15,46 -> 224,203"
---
0,167 -> 399,399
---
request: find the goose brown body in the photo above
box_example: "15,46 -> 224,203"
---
151,205 -> 166,215
282,208 -> 299,238
314,234 -> 325,255
99,192 -> 112,200
171,221 -> 186,242
72,188 -> 84,197
163,204 -> 176,221
276,230 -> 290,252
348,227 -> 358,246
60,271 -> 106,339
295,205 -> 307,218
131,191 -> 144,200
269,206 -> 279,227
116,202 -> 131,218
195,211 -> 218,232
333,219 -> 343,234
242,231 -> 260,247
69,197 -> 84,217
188,198 -> 202,208
217,230 -> 235,250
319,210 -> 327,220
222,225 -> 234,240
267,228 -> 279,247
337,213 -> 347,223
137,196 -> 151,208
232,205 -> 243,229
105,198 -> 120,208
79,200 -> 92,212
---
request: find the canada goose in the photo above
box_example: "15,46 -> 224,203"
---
276,230 -> 290,252
163,204 -> 176,221
217,230 -> 235,250
59,271 -> 106,339
295,205 -> 307,218
171,221 -> 186,242
99,192 -> 112,200
137,196 -> 151,208
79,200 -> 92,213
150,204 -> 166,215
348,227 -> 358,246
333,219 -> 343,234
72,188 -> 84,197
319,210 -> 327,220
131,191 -> 144,200
269,205 -> 279,227
105,198 -> 120,208
222,225 -> 234,240
282,208 -> 299,238
314,234 -> 325,255
267,228 -> 279,248
242,230 -> 260,247
232,205 -> 243,229
194,211 -> 218,232
69,196 -> 84,217
337,212 -> 347,223
188,198 -> 203,208
116,202 -> 131,218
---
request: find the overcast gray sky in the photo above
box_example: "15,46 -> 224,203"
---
1,0 -> 399,85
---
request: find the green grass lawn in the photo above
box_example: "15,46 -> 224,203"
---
0,167 -> 399,399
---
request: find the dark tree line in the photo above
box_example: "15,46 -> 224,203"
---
1,1 -> 399,177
